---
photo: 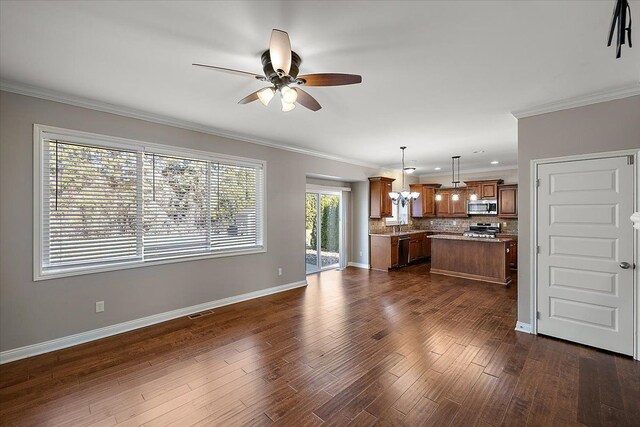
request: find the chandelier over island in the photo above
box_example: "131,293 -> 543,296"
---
389,146 -> 420,207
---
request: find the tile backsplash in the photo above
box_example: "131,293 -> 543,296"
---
369,216 -> 517,235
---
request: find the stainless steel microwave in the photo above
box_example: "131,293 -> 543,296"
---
467,199 -> 498,215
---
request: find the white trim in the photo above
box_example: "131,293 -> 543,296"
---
530,148 -> 640,360
512,83 -> 640,119
306,183 -> 351,192
0,280 -> 307,364
515,321 -> 532,334
1,80 -> 378,169
348,262 -> 370,269
33,124 -> 268,281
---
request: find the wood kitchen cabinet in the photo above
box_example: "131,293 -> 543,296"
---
422,232 -> 431,258
409,238 -> 422,263
450,192 -> 467,216
435,190 -> 468,218
409,184 -> 441,217
369,231 -> 432,271
498,184 -> 518,218
509,240 -> 518,269
369,177 -> 395,218
435,191 -> 450,216
464,180 -> 503,200
465,184 -> 480,200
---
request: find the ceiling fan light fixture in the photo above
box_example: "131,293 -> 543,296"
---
257,87 -> 275,106
281,98 -> 296,112
281,86 -> 298,104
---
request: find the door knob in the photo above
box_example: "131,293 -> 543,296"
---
619,262 -> 631,269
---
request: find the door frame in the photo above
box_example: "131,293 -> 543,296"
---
305,185 -> 349,274
530,148 -> 640,360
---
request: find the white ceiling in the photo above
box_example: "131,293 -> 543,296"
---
1,1 -> 639,173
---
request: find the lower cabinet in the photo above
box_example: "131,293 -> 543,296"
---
509,240 -> 518,269
370,232 -> 432,271
409,238 -> 422,263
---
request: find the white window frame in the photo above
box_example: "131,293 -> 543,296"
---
33,124 -> 267,281
385,202 -> 408,226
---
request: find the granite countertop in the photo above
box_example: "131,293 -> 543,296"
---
428,234 -> 514,243
369,230 -> 437,237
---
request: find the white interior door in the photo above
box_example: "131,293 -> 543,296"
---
537,156 -> 635,355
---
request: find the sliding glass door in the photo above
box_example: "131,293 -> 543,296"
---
305,191 -> 341,274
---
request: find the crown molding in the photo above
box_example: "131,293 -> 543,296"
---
511,82 -> 640,119
0,80 -> 379,169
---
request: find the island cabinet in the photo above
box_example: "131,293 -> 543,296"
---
409,184 -> 441,217
429,235 -> 513,286
498,184 -> 518,218
464,179 -> 503,200
369,177 -> 395,219
435,190 -> 468,217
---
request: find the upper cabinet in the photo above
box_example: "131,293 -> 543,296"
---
409,184 -> 441,218
435,189 -> 468,218
369,177 -> 395,218
464,179 -> 503,200
498,184 -> 518,218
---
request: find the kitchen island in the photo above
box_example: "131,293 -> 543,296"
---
428,235 -> 514,286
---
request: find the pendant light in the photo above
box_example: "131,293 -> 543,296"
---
389,146 -> 420,207
451,156 -> 461,201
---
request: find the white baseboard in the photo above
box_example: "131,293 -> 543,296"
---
515,321 -> 533,334
0,280 -> 307,365
348,262 -> 369,269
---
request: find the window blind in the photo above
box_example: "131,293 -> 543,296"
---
143,153 -> 209,259
39,135 -> 265,277
211,162 -> 262,250
42,141 -> 141,270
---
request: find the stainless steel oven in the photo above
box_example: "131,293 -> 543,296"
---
467,199 -> 498,215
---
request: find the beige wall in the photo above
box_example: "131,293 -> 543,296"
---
517,95 -> 640,325
419,168 -> 518,186
0,91 -> 381,352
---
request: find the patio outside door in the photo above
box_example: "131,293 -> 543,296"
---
306,191 -> 341,274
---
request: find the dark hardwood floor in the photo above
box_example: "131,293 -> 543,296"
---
0,263 -> 638,426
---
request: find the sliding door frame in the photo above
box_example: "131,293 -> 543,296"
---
305,184 -> 350,274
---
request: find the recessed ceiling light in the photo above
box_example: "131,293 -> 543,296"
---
473,150 -> 485,154
491,160 -> 500,165
434,167 -> 441,171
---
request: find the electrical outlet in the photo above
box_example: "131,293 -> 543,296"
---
278,267 -> 283,276
359,251 -> 363,257
503,222 -> 507,227
95,301 -> 105,313
453,221 -> 457,226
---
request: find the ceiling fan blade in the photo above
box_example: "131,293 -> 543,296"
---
192,63 -> 265,80
269,29 -> 292,75
294,88 -> 322,111
238,87 -> 269,104
297,73 -> 362,86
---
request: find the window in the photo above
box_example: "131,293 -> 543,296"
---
35,125 -> 265,280
385,202 -> 408,226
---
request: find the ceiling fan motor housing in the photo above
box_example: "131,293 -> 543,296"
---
261,50 -> 301,87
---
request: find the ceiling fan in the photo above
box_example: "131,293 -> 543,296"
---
193,29 -> 362,112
